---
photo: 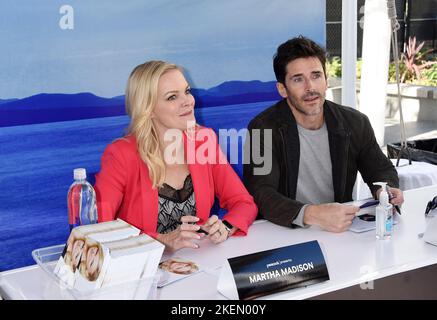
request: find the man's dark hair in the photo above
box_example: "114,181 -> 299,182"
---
273,36 -> 327,84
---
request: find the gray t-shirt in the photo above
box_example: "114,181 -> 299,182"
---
293,122 -> 335,227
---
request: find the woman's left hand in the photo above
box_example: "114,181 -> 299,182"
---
202,215 -> 230,244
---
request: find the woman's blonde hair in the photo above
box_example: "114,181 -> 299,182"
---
125,60 -> 181,188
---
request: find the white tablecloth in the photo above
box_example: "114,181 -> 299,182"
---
355,159 -> 437,200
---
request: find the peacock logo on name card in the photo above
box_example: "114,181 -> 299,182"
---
217,240 -> 329,300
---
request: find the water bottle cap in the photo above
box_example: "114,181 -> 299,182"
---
74,168 -> 87,180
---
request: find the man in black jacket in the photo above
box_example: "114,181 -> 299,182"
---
243,36 -> 404,233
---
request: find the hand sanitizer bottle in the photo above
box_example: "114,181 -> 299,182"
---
373,182 -> 393,240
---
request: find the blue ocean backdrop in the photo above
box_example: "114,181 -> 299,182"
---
0,0 -> 325,272
0,85 -> 280,271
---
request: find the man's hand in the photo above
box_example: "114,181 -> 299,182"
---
303,203 -> 360,233
376,187 -> 404,206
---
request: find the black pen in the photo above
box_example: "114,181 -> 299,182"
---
196,228 -> 209,235
177,220 -> 209,235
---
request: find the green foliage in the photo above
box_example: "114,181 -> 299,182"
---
326,57 -> 362,80
328,37 -> 437,87
356,58 -> 362,80
326,56 -> 342,78
389,36 -> 436,86
388,61 -> 406,83
421,62 -> 437,86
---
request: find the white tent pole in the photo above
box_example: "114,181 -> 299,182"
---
360,0 -> 392,146
341,0 -> 357,108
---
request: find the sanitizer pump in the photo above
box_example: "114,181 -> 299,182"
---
373,182 -> 393,240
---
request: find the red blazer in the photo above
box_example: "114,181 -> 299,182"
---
94,127 -> 257,238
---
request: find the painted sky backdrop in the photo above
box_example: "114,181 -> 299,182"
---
0,0 -> 325,99
0,1 -> 325,271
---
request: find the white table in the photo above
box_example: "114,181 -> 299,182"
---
355,159 -> 437,200
1,184 -> 437,300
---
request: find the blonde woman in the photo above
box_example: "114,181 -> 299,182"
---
79,240 -> 104,282
94,60 -> 257,252
159,258 -> 199,275
63,228 -> 86,273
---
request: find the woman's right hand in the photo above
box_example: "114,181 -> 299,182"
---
156,215 -> 204,252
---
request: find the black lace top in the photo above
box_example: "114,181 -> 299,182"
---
156,174 -> 196,234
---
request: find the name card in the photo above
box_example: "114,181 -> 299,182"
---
217,240 -> 329,300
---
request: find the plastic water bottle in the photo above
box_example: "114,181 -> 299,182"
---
67,168 -> 98,231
